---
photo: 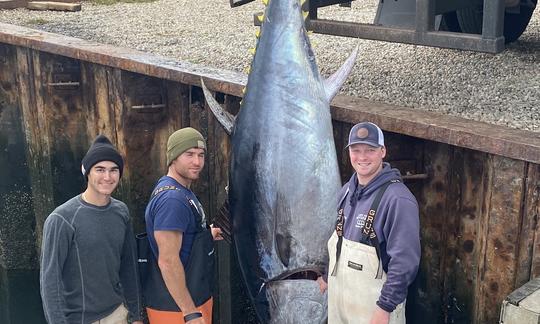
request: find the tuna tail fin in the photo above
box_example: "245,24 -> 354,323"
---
201,78 -> 236,135
323,45 -> 359,102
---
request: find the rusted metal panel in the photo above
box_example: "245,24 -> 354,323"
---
475,156 -> 526,324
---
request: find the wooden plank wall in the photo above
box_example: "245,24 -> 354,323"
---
1,40 -> 540,324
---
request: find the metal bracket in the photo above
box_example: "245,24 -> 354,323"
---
131,103 -> 166,113
47,81 -> 80,90
402,173 -> 429,181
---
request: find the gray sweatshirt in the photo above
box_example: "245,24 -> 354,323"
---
40,195 -> 142,324
339,162 -> 420,313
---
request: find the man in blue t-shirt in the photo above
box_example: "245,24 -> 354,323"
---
144,127 -> 222,324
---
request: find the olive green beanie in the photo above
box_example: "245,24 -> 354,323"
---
167,127 -> 206,165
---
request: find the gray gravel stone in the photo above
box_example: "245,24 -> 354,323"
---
0,0 -> 538,132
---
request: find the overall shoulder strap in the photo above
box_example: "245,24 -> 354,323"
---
150,185 -> 203,226
363,179 -> 400,279
151,185 -> 181,197
361,179 -> 401,240
331,188 -> 349,276
331,179 -> 400,277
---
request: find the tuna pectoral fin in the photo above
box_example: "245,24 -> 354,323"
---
323,45 -> 359,102
201,78 -> 235,135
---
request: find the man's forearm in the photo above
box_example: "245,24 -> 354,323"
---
158,257 -> 198,314
120,226 -> 143,321
40,216 -> 70,324
41,291 -> 69,324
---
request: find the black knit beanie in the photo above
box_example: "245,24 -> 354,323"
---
81,135 -> 124,179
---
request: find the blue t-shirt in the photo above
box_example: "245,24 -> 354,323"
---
144,176 -> 206,265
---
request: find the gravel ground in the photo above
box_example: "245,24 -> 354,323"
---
1,0 -> 539,132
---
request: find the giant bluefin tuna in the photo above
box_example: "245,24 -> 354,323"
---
201,0 -> 357,321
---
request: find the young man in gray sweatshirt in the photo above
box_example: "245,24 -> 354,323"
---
40,135 -> 143,324
318,122 -> 421,324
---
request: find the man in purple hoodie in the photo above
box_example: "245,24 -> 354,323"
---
318,122 -> 420,324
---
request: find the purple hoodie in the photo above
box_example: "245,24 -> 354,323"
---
338,162 -> 420,313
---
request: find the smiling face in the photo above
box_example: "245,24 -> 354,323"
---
86,161 -> 120,197
169,147 -> 205,187
348,143 -> 386,185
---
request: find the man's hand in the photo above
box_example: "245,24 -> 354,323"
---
132,321 -> 144,324
369,305 -> 390,324
316,276 -> 327,293
210,224 -> 223,241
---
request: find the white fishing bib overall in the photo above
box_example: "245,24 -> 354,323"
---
327,231 -> 406,324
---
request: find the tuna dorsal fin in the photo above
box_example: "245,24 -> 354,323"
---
201,78 -> 235,135
323,45 -> 359,102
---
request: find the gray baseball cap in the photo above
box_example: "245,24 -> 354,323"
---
346,122 -> 385,148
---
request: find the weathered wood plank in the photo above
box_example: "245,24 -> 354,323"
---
475,156 -> 526,323
443,148 -> 488,323
81,63 -> 116,137
0,44 -> 18,105
514,163 -> 540,286
0,0 -> 27,9
16,47 -> 56,251
0,43 -> 38,270
116,71 -> 173,229
0,23 -> 538,164
188,86 -> 211,219
208,93 -> 235,324
440,147 -> 462,323
527,164 -> 540,278
413,141 -> 450,323
337,122 -> 353,183
34,51 -> 87,206
27,1 -> 81,11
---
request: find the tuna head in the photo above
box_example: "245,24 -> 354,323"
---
201,0 -> 358,321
